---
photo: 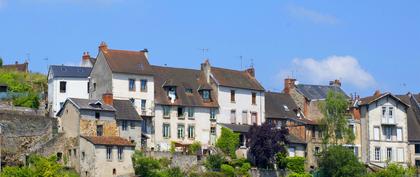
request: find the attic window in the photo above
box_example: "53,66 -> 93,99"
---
185,88 -> 193,94
202,90 -> 211,101
167,87 -> 177,103
283,105 -> 290,111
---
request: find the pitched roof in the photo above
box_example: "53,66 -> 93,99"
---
219,123 -> 251,133
211,67 -> 264,91
102,49 -> 153,75
49,65 -> 92,78
359,92 -> 410,107
2,62 -> 28,72
287,134 -> 306,144
152,65 -> 218,108
265,92 -> 299,119
403,94 -> 420,142
56,98 -> 115,116
295,84 -> 349,100
82,136 -> 135,147
113,99 -> 142,121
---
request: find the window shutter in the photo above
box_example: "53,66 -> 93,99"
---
397,148 -> 404,162
397,128 -> 402,141
374,127 -> 379,140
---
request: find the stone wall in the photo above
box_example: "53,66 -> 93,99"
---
145,151 -> 198,171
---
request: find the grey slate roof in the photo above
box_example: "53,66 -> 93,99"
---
56,98 -> 115,117
399,94 -> 420,142
219,123 -> 251,133
265,92 -> 299,119
296,84 -> 349,100
113,99 -> 142,121
50,65 -> 92,78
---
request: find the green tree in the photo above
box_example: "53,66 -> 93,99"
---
220,164 -> 235,177
0,57 -> 3,67
158,167 -> 185,177
188,141 -> 202,155
276,152 -> 289,170
132,151 -> 161,177
318,145 -> 366,177
319,91 -> 354,145
286,157 -> 305,174
205,153 -> 226,171
216,127 -> 240,158
367,163 -> 415,177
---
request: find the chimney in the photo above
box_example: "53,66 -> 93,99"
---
201,59 -> 211,83
82,52 -> 90,61
284,78 -> 297,94
99,41 -> 108,52
142,48 -> 149,60
374,90 -> 381,97
329,79 -> 342,87
245,67 -> 255,77
102,93 -> 113,106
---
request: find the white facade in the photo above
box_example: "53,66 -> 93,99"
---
360,95 -> 409,167
48,76 -> 89,118
216,86 -> 265,125
153,105 -> 218,151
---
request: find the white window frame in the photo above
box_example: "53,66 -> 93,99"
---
373,127 -> 380,141
374,147 -> 381,161
396,127 -> 403,141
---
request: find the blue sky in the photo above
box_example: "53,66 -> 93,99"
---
0,0 -> 419,97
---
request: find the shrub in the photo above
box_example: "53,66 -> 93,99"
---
170,141 -> 176,154
132,151 -> 161,177
205,153 -> 226,171
288,173 -> 313,177
276,152 -> 289,170
216,127 -> 240,158
221,164 -> 235,177
13,92 -> 39,108
158,167 -> 185,177
318,145 -> 366,177
202,172 -> 227,177
189,141 -> 202,155
286,157 -> 305,174
367,163 -> 416,177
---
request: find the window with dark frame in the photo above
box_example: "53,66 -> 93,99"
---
230,90 -> 235,102
95,112 -> 100,119
122,120 -> 128,131
106,146 -> 112,160
141,100 -> 146,110
202,90 -> 210,101
96,125 -> 103,136
140,79 -> 148,92
163,106 -> 170,118
177,107 -> 184,118
252,92 -> 256,105
118,147 -> 123,161
130,121 -> 135,129
129,79 -> 135,91
87,82 -> 90,93
415,144 -> 420,154
60,81 -> 67,93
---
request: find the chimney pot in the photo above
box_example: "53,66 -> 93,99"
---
374,90 -> 381,97
82,51 -> 91,60
329,79 -> 342,87
245,67 -> 255,77
99,41 -> 108,52
284,78 -> 297,94
102,93 -> 113,106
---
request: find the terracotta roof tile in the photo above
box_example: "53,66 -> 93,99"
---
82,136 -> 135,147
103,49 -> 153,75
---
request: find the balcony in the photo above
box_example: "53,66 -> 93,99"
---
381,117 -> 397,125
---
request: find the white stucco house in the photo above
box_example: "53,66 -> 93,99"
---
358,91 -> 410,168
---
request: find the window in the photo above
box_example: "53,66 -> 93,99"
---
130,121 -> 135,129
389,107 -> 394,121
118,147 -> 123,161
397,127 -> 402,141
416,160 -> 420,167
177,107 -> 185,118
210,127 -> 216,135
230,90 -> 235,102
374,147 -> 381,161
230,110 -> 236,124
210,108 -> 216,120
177,124 -> 185,139
163,106 -> 170,118
415,144 -> 420,154
122,120 -> 128,131
187,107 -> 194,118
106,146 -> 112,160
59,81 -> 66,93
73,149 -> 77,156
385,127 -> 392,141
93,83 -> 96,91
141,100 -> 146,110
163,124 -> 170,138
68,149 -> 72,157
87,82 -> 90,93
315,147 -> 320,155
387,148 -> 392,161
252,92 -> 256,105
168,87 -> 177,102
312,127 -> 316,138
129,79 -> 135,91
188,125 -> 195,139
251,112 -> 258,125
185,88 -> 193,94
349,124 -> 355,134
289,147 -> 296,157
382,107 -> 387,118
397,148 -> 404,162
96,125 -> 103,136
81,151 -> 85,161
60,102 -> 64,108
373,127 -> 380,140
242,111 -> 248,125
140,79 -> 147,92
95,112 -> 100,119
202,90 -> 210,101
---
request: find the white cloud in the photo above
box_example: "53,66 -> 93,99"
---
287,4 -> 339,25
281,56 -> 376,89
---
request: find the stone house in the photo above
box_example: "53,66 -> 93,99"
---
199,60 -> 265,157
151,65 -> 219,151
357,91 -> 410,168
2,60 -> 29,72
283,78 -> 359,169
48,65 -> 92,118
56,96 -> 138,177
89,42 -> 155,149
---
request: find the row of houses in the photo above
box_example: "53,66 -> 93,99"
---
47,42 -> 420,177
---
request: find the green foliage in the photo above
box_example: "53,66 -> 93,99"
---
158,167 -> 185,177
288,173 -> 313,177
13,92 -> 40,108
318,145 -> 366,177
0,154 -> 79,177
216,127 -> 240,158
158,157 -> 171,168
367,163 -> 416,177
319,91 -> 355,145
188,141 -> 202,155
236,162 -> 252,177
276,152 -> 289,170
201,172 -> 227,177
220,164 -> 235,177
170,141 -> 176,154
286,157 -> 305,174
205,153 -> 226,171
132,151 -> 161,177
0,57 -> 3,67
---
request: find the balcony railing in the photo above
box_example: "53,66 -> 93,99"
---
381,117 -> 396,125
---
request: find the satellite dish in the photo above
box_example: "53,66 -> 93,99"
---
294,81 -> 299,85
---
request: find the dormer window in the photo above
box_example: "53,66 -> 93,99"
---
185,88 -> 193,94
166,87 -> 177,103
202,90 -> 211,101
